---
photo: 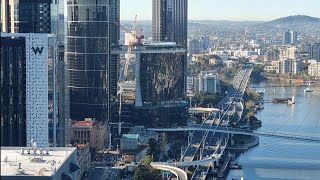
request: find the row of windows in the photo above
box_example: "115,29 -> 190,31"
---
74,130 -> 90,138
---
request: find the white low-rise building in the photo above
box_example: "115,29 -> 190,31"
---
1,147 -> 79,180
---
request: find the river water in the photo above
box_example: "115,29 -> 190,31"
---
227,81 -> 320,180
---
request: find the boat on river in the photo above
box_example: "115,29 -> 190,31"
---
304,81 -> 313,93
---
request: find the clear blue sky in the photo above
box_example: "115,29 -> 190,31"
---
121,0 -> 320,21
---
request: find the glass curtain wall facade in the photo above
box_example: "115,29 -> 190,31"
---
0,37 -> 26,146
109,0 -> 120,98
1,0 -> 68,147
152,0 -> 188,97
51,0 -> 70,147
172,0 -> 188,48
2,0 -> 51,33
309,43 -> 320,61
67,0 -> 110,121
152,0 -> 187,48
152,0 -> 167,42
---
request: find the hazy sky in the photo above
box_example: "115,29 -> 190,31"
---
121,0 -> 320,21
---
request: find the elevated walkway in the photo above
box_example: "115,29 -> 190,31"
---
150,163 -> 188,180
147,126 -> 320,143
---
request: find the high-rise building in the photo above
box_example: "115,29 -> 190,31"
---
152,0 -> 188,48
188,38 -> 201,54
309,43 -> 320,61
139,45 -> 186,103
203,74 -> 221,94
282,30 -> 298,45
111,43 -> 189,128
282,31 -> 290,45
152,0 -> 167,42
279,46 -> 298,60
0,36 -> 26,147
67,0 -> 119,122
1,0 -> 51,33
1,33 -> 58,147
152,0 -> 188,98
196,72 -> 221,94
308,60 -> 320,77
279,58 -> 303,75
290,31 -> 298,45
1,0 -> 69,148
263,49 -> 280,63
109,0 -> 121,97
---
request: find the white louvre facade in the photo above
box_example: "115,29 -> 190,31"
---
2,33 -> 57,147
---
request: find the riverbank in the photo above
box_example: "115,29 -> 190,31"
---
227,136 -> 259,151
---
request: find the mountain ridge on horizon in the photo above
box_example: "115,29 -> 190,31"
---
121,15 -> 320,23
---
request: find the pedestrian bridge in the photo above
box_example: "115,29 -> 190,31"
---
150,163 -> 188,180
147,125 -> 320,143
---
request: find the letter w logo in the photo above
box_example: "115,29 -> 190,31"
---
32,47 -> 44,55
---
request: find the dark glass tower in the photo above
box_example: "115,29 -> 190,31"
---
0,37 -> 26,146
67,0 -> 119,122
152,0 -> 188,97
109,0 -> 120,98
309,43 -> 320,61
152,0 -> 188,48
1,0 -> 51,33
172,0 -> 188,48
1,0 -> 68,147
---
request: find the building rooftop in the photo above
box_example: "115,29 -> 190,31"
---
1,147 -> 76,177
122,134 -> 139,139
72,121 -> 94,127
71,118 -> 103,127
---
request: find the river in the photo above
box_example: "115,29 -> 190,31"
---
227,81 -> 320,180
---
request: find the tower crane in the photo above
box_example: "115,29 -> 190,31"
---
114,21 -> 144,45
109,18 -> 145,142
114,18 -> 144,82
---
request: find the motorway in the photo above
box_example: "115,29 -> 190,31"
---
188,66 -> 252,180
150,65 -> 253,179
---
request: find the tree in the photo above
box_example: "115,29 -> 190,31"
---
193,92 -> 221,107
159,133 -> 168,151
133,164 -> 161,180
146,138 -> 159,161
133,167 -> 144,180
245,88 -> 261,102
250,65 -> 266,83
246,111 -> 255,124
245,100 -> 255,112
222,68 -> 235,79
143,155 -> 154,164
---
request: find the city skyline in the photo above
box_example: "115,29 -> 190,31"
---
121,0 -> 320,21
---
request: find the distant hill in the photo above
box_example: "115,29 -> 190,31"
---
266,15 -> 320,24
